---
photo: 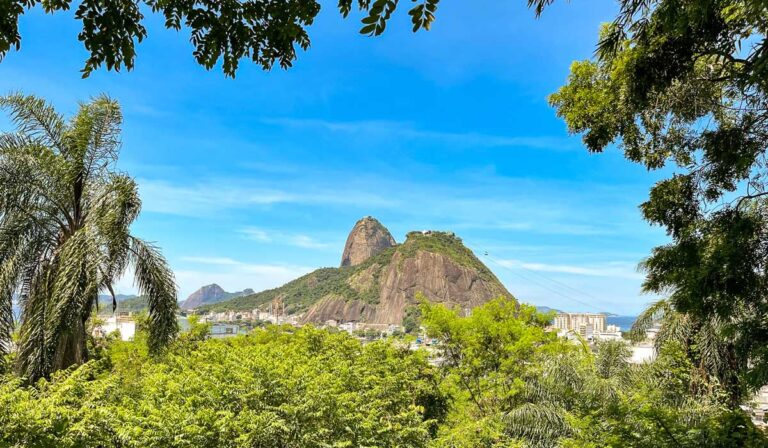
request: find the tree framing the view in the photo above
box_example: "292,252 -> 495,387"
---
548,0 -> 768,405
0,94 -> 178,382
0,0 -> 441,78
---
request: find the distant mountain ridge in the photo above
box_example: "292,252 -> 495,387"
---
96,294 -> 146,315
535,306 -> 562,314
180,284 -> 254,310
200,218 -> 514,325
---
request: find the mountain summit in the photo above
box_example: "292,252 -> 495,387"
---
340,216 -> 396,267
202,218 -> 513,325
180,284 -> 254,310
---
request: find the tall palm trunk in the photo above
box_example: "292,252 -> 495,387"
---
52,317 -> 88,371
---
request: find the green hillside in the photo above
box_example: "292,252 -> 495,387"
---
97,295 -> 150,315
198,231 -> 497,314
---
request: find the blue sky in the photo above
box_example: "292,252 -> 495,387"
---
0,1 -> 670,314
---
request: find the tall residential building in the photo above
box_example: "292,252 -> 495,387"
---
553,312 -> 607,337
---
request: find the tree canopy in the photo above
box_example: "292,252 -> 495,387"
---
0,325 -> 446,447
549,0 -> 768,405
3,298 -> 764,447
1,0 -> 445,78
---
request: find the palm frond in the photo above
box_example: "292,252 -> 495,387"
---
630,298 -> 672,343
0,94 -> 65,151
654,312 -> 692,352
129,237 -> 178,354
0,250 -> 21,361
64,95 -> 121,183
504,402 -> 572,447
595,340 -> 631,379
16,263 -> 53,381
45,227 -> 100,372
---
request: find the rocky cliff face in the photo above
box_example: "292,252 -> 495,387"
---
200,220 -> 514,325
180,284 -> 254,310
340,216 -> 396,267
304,238 -> 511,324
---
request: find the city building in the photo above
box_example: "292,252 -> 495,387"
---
553,313 -> 607,338
209,323 -> 240,339
94,316 -> 136,341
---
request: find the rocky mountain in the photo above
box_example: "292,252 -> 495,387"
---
340,216 -> 396,267
180,284 -> 254,310
202,218 -> 513,325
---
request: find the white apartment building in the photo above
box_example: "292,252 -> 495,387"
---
94,316 -> 136,341
553,313 -> 607,338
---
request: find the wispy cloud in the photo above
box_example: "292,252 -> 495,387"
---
138,178 -> 397,217
261,118 -> 574,150
138,179 -> 293,216
176,256 -> 314,299
179,256 -> 242,266
240,227 -> 332,250
494,259 -> 643,280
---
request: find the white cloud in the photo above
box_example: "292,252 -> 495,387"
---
240,228 -> 271,242
260,117 -> 574,150
138,179 -> 293,216
289,234 -> 331,249
494,259 -> 643,280
179,256 -> 242,266
240,227 -> 332,250
138,178 -> 397,217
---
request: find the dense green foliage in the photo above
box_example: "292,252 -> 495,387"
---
0,326 -> 445,447
0,94 -> 177,382
200,231 -> 502,313
2,298 -> 764,447
1,0 -> 444,78
549,0 -> 768,405
420,298 -> 767,447
402,305 -> 422,334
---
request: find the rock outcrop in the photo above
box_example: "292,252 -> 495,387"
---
340,216 -> 396,267
304,240 -> 511,324
204,219 -> 514,325
180,284 -> 254,310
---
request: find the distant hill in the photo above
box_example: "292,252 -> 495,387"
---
535,306 -> 562,314
96,294 -> 147,315
200,218 -> 514,325
180,284 -> 254,310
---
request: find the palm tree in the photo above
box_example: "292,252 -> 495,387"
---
0,94 -> 178,381
631,298 -> 745,406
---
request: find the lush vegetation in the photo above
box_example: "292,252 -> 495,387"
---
2,298 -> 764,447
201,231 -> 501,313
0,95 -> 177,383
199,267 -> 366,314
549,0 -> 768,406
0,325 -> 444,447
421,298 -> 767,447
